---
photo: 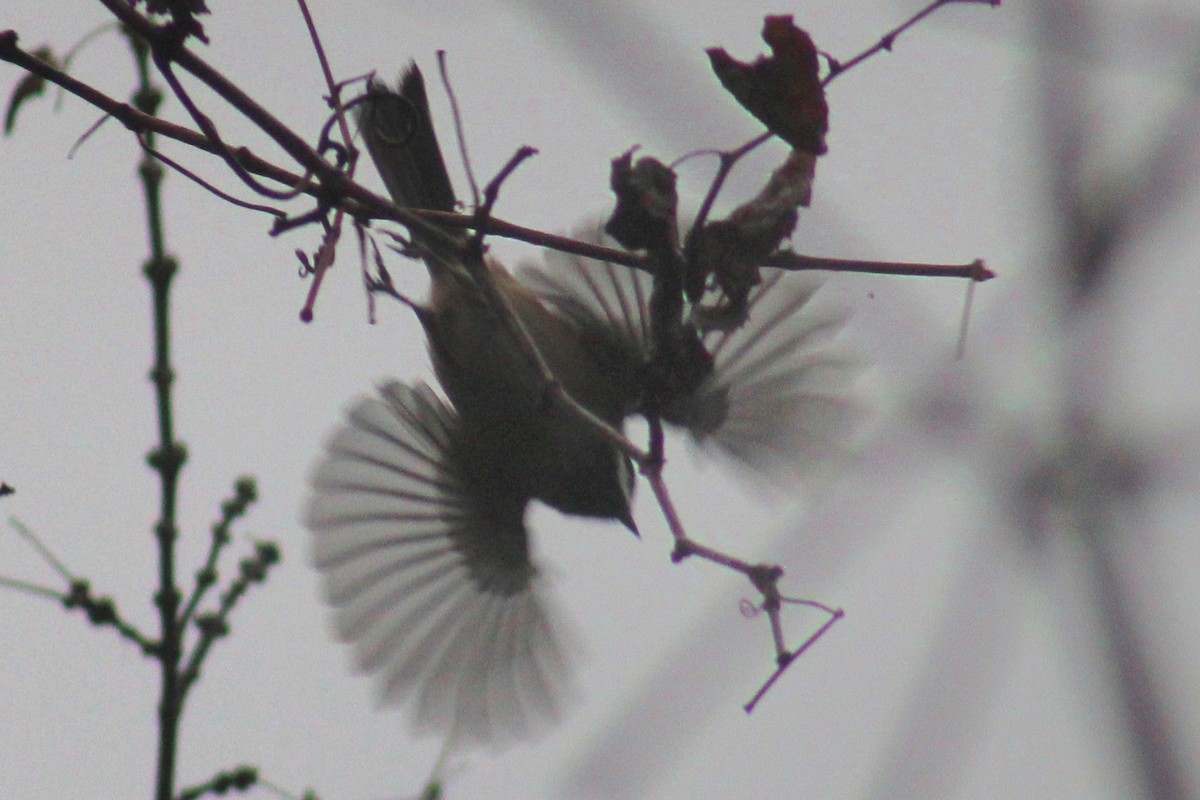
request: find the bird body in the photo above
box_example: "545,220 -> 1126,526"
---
430,257 -> 637,519
356,67 -> 637,529
306,63 -> 859,746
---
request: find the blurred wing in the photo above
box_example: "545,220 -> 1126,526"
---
521,221 -> 653,356
306,381 -> 569,746
520,225 -> 861,482
680,270 -> 862,478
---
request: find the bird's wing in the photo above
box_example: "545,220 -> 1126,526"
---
519,222 -> 655,357
306,381 -> 569,746
519,224 -> 862,483
680,269 -> 862,479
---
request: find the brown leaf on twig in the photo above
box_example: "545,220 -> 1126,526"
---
691,150 -> 817,326
706,15 -> 828,154
605,149 -> 680,253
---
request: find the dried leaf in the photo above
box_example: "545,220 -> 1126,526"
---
706,15 -> 828,154
691,151 -> 817,326
605,148 -> 679,252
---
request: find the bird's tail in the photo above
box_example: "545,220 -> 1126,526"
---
306,381 -> 572,746
357,64 -> 463,270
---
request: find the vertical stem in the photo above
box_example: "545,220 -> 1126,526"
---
128,33 -> 185,800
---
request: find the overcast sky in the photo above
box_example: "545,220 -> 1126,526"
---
3,2 -> 1198,799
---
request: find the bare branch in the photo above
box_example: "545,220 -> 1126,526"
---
768,251 -> 994,281
822,0 -> 1002,84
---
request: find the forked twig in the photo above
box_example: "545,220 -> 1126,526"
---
1,519 -> 155,653
636,420 -> 843,710
744,606 -> 844,713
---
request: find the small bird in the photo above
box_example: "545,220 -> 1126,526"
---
305,64 -> 859,747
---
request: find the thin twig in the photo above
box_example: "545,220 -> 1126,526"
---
822,0 -> 1002,85
152,54 -> 307,202
293,0 -> 360,323
744,608 -> 844,713
2,521 -> 156,652
470,145 -> 537,253
956,277 -> 978,358
357,222 -> 379,324
643,450 -> 841,709
768,251 -> 994,281
179,541 -> 279,698
139,136 -> 288,217
299,228 -> 338,322
61,21 -> 120,71
0,571 -> 158,653
178,478 -> 258,633
781,595 -> 842,616
66,579 -> 159,653
686,132 -> 773,250
437,50 -> 480,209
177,766 -> 258,800
0,574 -> 64,601
9,518 -> 74,581
94,0 -> 343,187
66,112 -> 112,159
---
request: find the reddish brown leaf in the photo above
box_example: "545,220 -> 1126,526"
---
605,148 -> 680,252
706,15 -> 828,154
691,150 -> 817,327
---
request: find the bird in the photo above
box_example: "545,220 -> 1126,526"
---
305,63 -> 861,748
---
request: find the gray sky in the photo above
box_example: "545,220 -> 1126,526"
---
2,1 -> 1198,799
